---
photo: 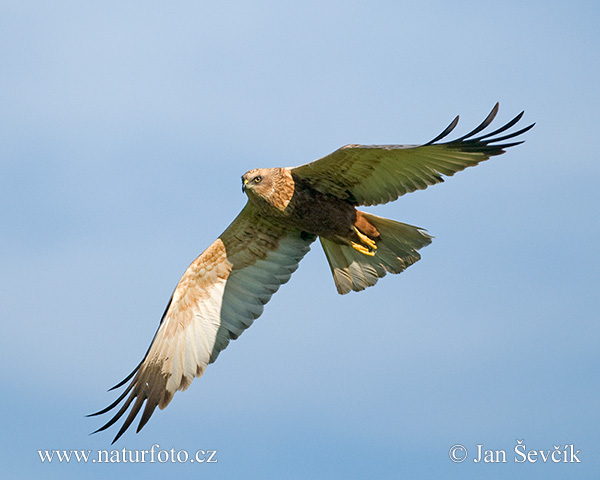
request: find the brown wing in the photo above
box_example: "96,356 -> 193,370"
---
89,203 -> 315,443
290,103 -> 534,206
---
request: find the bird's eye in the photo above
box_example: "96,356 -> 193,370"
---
253,176 -> 262,184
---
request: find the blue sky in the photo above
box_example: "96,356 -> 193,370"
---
1,1 -> 599,478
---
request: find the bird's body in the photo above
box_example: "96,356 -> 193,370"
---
91,104 -> 534,443
245,168 -> 365,242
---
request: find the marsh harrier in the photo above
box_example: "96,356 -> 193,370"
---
90,103 -> 533,442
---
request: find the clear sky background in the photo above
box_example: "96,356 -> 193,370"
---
1,1 -> 599,478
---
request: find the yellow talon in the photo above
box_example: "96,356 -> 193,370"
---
353,227 -> 377,251
351,241 -> 376,256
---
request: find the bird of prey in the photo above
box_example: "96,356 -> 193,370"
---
90,103 -> 533,443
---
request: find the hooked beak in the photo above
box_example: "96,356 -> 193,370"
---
242,177 -> 249,193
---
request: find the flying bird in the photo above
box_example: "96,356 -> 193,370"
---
90,103 -> 533,443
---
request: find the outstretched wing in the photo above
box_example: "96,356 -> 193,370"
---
89,203 -> 315,443
291,103 -> 534,206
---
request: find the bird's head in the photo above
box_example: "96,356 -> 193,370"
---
242,168 -> 273,196
241,167 -> 295,212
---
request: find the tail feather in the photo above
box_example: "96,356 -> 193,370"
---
320,211 -> 432,294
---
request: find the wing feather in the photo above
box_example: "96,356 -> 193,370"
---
90,203 -> 315,443
291,103 -> 534,206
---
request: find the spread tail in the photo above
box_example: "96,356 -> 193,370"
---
320,211 -> 432,294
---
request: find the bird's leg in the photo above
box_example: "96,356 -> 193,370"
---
351,227 -> 377,256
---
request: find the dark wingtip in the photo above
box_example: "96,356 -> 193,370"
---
108,361 -> 143,391
111,430 -> 124,445
89,311 -> 169,442
429,104 -> 533,155
87,382 -> 135,418
424,114 -> 460,145
485,122 -> 536,144
452,103 -> 500,142
109,395 -> 147,444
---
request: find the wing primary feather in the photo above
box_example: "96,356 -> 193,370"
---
136,398 -> 159,434
87,383 -> 135,417
476,122 -> 535,144
90,391 -> 138,435
107,361 -> 143,391
423,115 -> 459,145
451,102 -> 499,142
105,295 -> 173,392
475,110 -> 525,140
111,394 -> 147,444
486,140 -> 525,150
